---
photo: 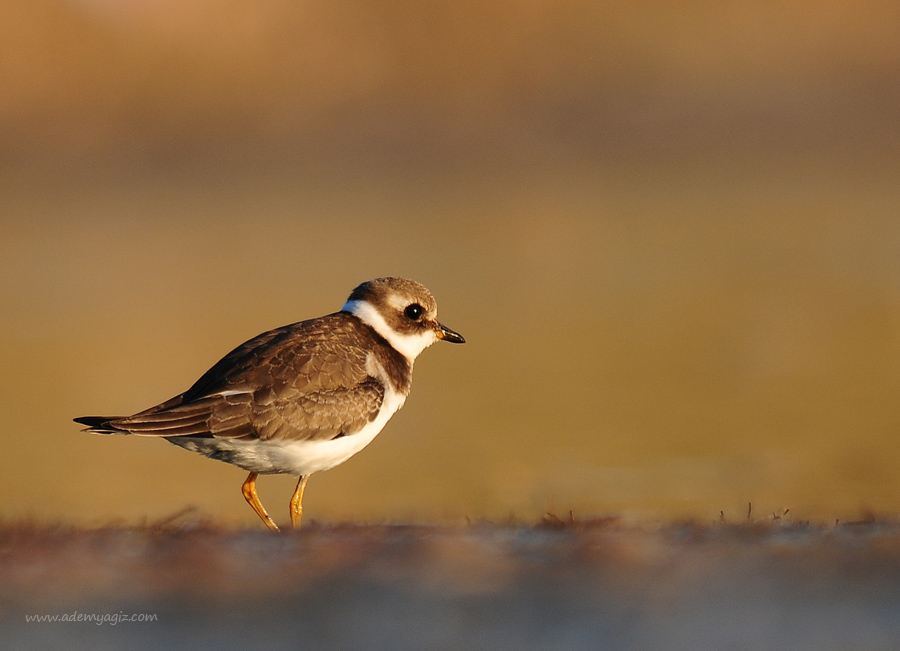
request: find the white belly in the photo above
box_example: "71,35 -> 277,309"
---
167,387 -> 406,476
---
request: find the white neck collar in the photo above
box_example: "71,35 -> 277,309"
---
342,300 -> 437,360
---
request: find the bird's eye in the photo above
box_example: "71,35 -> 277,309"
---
405,303 -> 424,320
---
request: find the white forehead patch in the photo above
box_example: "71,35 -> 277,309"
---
342,299 -> 438,360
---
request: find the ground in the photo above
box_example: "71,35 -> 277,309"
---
3,516 -> 900,650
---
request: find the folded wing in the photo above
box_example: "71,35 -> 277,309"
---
79,315 -> 386,443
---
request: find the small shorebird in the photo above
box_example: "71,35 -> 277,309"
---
75,277 -> 465,531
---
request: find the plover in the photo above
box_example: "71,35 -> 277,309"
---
75,277 -> 465,531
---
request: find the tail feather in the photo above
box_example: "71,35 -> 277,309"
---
74,416 -> 126,435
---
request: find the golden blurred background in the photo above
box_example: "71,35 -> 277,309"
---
2,0 -> 900,526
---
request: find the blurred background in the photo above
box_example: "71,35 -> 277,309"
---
2,0 -> 900,526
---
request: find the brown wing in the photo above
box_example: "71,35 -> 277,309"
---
106,313 -> 386,442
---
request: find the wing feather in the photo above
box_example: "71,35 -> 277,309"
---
98,314 -> 388,443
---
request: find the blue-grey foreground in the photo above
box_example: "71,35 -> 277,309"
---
3,520 -> 900,651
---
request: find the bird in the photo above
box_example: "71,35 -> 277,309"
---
74,277 -> 465,531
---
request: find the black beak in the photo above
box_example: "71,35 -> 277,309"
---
436,322 -> 465,344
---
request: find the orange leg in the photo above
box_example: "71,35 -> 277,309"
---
241,472 -> 279,531
289,475 -> 309,529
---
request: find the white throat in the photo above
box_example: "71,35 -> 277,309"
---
342,299 -> 437,360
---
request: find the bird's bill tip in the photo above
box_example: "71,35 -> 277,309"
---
436,323 -> 465,343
